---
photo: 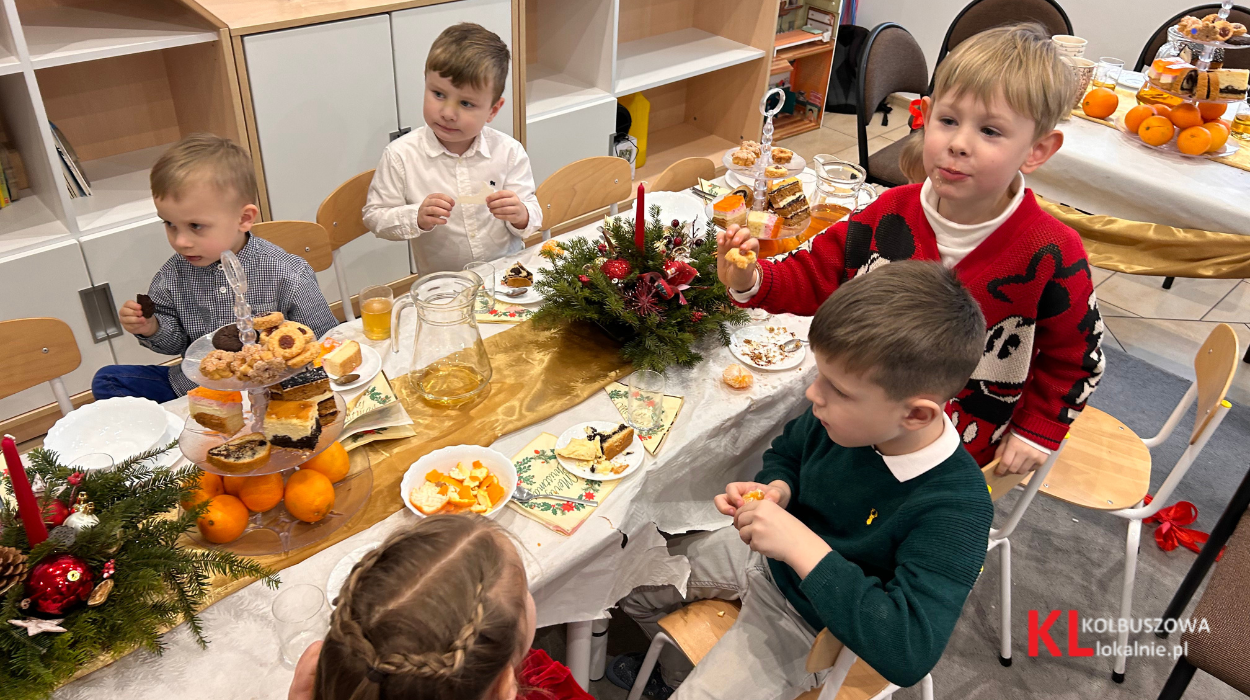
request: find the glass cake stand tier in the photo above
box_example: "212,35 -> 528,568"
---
179,392 -> 347,477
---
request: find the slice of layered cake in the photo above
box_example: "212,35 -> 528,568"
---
263,400 -> 322,450
188,387 -> 244,435
712,194 -> 747,229
271,365 -> 338,423
768,177 -> 811,229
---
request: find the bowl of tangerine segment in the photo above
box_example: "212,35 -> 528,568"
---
400,444 -> 517,519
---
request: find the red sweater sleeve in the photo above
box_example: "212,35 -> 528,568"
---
1011,239 -> 1105,450
737,221 -> 849,315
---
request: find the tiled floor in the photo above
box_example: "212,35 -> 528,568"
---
777,113 -> 1250,407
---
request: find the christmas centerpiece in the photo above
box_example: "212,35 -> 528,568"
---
0,436 -> 274,700
532,185 -> 748,371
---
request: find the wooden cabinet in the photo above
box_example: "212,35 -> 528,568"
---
0,239 -> 113,419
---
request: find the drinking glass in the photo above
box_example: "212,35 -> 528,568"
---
360,285 -> 393,341
273,583 -> 330,668
627,370 -> 666,433
1093,57 -> 1124,90
1232,100 -> 1250,141
462,261 -> 496,314
68,453 -> 113,471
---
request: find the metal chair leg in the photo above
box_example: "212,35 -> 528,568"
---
1113,514 -> 1144,683
1157,656 -> 1197,700
1162,277 -> 1175,289
627,631 -> 673,700
999,538 -> 1013,666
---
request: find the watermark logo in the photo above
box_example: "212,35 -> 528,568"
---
1027,610 -> 1209,659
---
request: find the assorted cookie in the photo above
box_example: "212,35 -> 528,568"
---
198,312 -> 318,383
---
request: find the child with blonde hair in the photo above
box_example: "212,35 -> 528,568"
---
717,23 -> 1104,476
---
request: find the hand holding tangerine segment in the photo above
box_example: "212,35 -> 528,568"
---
743,489 -> 766,502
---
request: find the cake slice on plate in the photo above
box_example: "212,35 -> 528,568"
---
263,400 -> 322,450
188,387 -> 244,435
322,340 -> 361,377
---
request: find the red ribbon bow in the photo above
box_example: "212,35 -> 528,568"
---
1143,494 -> 1224,561
909,98 -> 925,130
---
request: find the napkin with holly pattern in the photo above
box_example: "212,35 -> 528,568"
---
475,293 -> 536,323
508,433 -> 618,536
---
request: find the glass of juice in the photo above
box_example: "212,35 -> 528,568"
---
1092,57 -> 1123,90
1232,99 -> 1250,141
360,285 -> 393,340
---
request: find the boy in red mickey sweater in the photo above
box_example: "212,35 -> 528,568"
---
719,23 -> 1104,474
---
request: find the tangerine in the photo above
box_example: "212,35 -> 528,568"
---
1198,102 -> 1227,121
1138,116 -> 1175,146
1152,104 -> 1173,122
300,442 -> 350,483
1202,121 -> 1231,152
285,469 -> 336,523
222,475 -> 248,496
238,472 -> 285,512
1168,103 -> 1204,129
197,494 -> 250,544
1124,105 -> 1155,134
1081,88 -> 1118,119
181,470 -> 224,510
1177,125 -> 1213,155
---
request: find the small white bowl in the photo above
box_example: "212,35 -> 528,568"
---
399,444 -> 517,519
45,396 -> 168,464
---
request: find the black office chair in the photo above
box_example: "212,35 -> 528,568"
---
856,23 -> 928,187
1133,4 -> 1250,71
934,0 -> 1073,70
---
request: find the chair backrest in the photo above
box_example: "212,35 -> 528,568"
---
857,24 -> 928,178
648,157 -> 715,193
1191,323 -> 1239,444
535,156 -> 633,232
316,170 -> 375,252
936,0 -> 1073,69
1134,5 -> 1250,71
251,221 -> 334,272
0,318 -> 81,400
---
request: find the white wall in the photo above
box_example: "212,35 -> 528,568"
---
856,0 -> 1188,77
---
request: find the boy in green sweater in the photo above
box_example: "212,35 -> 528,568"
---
614,261 -> 995,698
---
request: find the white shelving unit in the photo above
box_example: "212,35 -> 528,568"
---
20,5 -> 216,69
526,63 -> 613,121
614,28 -> 764,95
71,143 -> 170,233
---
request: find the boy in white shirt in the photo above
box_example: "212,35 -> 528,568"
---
363,23 -> 542,274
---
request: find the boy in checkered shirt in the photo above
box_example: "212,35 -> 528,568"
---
91,134 -> 336,402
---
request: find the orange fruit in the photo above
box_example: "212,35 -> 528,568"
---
285,469 -> 336,523
1123,105 -> 1155,134
1177,125 -> 1212,155
197,494 -> 250,544
1198,101 -> 1227,121
1168,103 -> 1204,129
238,472 -> 285,512
1202,121 -> 1230,152
1138,115 -> 1175,146
222,475 -> 248,496
181,470 -> 224,510
300,442 -> 350,483
1081,88 -> 1118,119
1152,104 -> 1173,122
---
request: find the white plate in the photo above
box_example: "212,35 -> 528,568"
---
555,421 -> 645,481
326,344 -> 381,392
730,325 -> 805,371
494,268 -> 545,305
723,168 -> 817,197
723,148 -> 807,176
326,542 -> 381,609
399,444 -> 517,519
610,190 -> 708,231
45,396 -> 169,464
150,411 -> 185,470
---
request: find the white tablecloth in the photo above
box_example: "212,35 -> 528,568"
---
1030,115 -> 1250,236
57,192 -> 817,700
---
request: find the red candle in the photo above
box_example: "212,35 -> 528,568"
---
634,183 -> 646,252
2,435 -> 47,546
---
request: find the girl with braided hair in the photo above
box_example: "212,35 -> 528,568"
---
288,513 -> 537,700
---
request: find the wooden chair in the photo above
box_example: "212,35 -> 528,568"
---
626,445 -> 1069,700
1134,4 -> 1250,71
0,318 -> 81,416
647,157 -> 715,194
533,156 -> 632,246
316,170 -> 376,321
251,221 -> 334,273
935,0 -> 1073,70
857,24 -> 929,187
1029,323 -> 1239,683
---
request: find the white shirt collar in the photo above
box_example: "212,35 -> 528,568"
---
420,124 -> 490,159
876,413 -> 963,482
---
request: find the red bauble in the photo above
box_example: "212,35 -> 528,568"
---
661,259 -> 698,287
24,553 -> 94,617
692,311 -> 706,322
577,275 -> 591,286
600,258 -> 632,281
43,500 -> 69,527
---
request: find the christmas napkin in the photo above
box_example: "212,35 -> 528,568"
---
475,293 -> 536,323
604,381 -> 683,455
340,372 -> 416,451
508,433 -> 618,536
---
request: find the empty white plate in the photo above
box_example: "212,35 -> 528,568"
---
45,397 -> 168,463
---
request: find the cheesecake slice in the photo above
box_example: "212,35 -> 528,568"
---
263,400 -> 322,450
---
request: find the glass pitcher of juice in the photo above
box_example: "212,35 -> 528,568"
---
391,271 -> 492,407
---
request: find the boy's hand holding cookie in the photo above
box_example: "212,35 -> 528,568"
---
486,190 -> 530,228
716,225 -> 759,293
735,499 -> 832,578
119,295 -> 158,337
418,193 -> 456,230
715,480 -> 790,517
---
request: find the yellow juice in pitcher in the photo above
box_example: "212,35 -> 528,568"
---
361,297 -> 392,340
412,362 -> 488,407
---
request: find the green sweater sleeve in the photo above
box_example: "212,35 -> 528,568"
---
797,496 -> 991,687
754,411 -> 813,498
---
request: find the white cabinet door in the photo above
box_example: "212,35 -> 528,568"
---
392,0 -> 514,138
244,14 -> 411,303
525,96 -> 615,185
0,241 -> 115,421
79,218 -> 175,367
